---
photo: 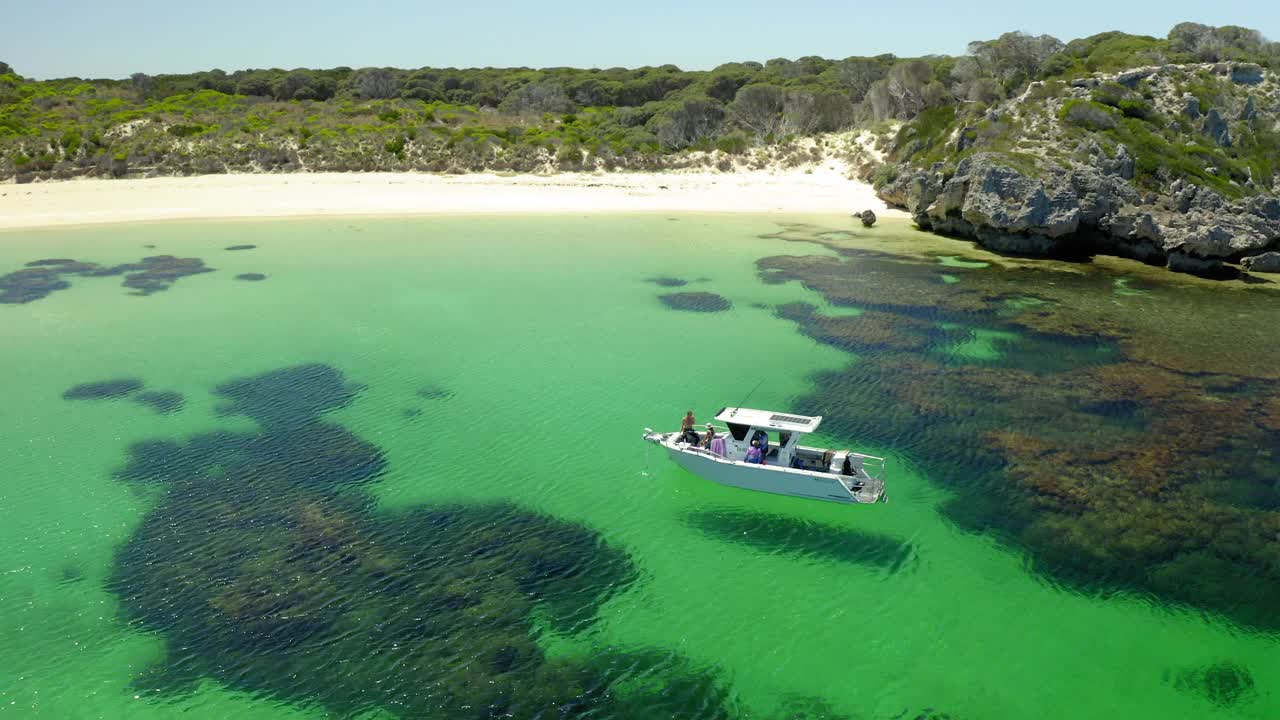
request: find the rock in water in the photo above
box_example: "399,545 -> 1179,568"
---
645,276 -> 688,287
1166,250 -> 1226,277
132,390 -> 185,414
878,152 -> 1280,276
1168,661 -> 1256,707
858,210 -> 877,227
1242,251 -> 1280,273
658,292 -> 732,312
63,378 -> 145,400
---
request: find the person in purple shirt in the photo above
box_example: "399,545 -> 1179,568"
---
745,440 -> 763,464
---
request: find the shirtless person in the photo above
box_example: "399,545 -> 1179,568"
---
679,410 -> 697,443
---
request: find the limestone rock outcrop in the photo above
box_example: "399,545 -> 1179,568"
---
875,61 -> 1280,276
880,153 -> 1280,274
1202,109 -> 1232,146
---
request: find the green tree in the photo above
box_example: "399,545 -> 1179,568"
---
783,88 -> 854,133
833,57 -> 889,103
651,98 -> 724,149
967,32 -> 1064,89
234,70 -> 280,97
273,71 -> 336,101
349,68 -> 402,99
729,84 -> 785,136
497,81 -> 575,115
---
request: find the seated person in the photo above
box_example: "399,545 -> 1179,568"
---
745,440 -> 763,464
842,453 -> 858,476
701,424 -> 717,448
709,435 -> 727,457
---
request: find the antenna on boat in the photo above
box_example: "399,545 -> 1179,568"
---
732,378 -> 765,415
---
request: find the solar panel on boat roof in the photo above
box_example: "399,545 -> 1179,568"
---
770,414 -> 812,425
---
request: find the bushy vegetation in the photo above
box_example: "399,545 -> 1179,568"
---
1,21 -> 1277,182
0,57 -> 909,180
880,21 -> 1280,198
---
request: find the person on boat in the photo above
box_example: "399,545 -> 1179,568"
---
700,423 -> 717,448
752,429 -> 768,450
679,410 -> 699,444
709,434 -> 727,457
751,430 -> 770,461
745,440 -> 763,464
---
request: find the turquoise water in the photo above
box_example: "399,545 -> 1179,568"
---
0,215 -> 1276,719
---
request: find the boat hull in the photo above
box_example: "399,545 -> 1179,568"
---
663,443 -> 862,504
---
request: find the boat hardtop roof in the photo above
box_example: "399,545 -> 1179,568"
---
714,407 -> 823,433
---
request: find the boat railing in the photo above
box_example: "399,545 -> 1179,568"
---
680,441 -> 883,484
675,428 -> 888,482
846,451 -> 887,482
681,445 -> 724,459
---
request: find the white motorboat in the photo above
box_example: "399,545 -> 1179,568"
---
643,407 -> 886,504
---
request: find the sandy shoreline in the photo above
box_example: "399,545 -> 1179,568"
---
0,167 -> 906,230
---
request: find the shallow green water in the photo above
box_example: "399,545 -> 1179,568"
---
1,215 -> 1276,719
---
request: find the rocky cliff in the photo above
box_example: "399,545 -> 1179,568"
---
875,62 -> 1280,276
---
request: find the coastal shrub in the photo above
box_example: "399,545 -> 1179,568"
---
650,98 -> 726,150
1038,53 -> 1075,77
1107,116 -> 1244,195
383,135 -> 406,157
868,162 -> 899,188
1179,74 -> 1227,113
1,21 -> 1275,182
1025,79 -> 1066,102
1116,98 -> 1153,119
167,123 -> 209,138
1060,99 -> 1118,130
1229,124 -> 1280,188
554,141 -> 583,167
1168,21 -> 1279,64
715,131 -> 749,154
58,129 -> 81,152
890,105 -> 956,165
1064,32 -> 1169,73
1092,83 -> 1151,119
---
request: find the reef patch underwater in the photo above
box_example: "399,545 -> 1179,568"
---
95,362 -> 837,719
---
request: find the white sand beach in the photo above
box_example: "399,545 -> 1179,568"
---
0,166 -> 906,230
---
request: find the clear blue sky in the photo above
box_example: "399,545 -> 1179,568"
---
5,0 -> 1278,79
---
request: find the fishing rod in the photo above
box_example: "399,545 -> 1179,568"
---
729,377 -> 766,418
